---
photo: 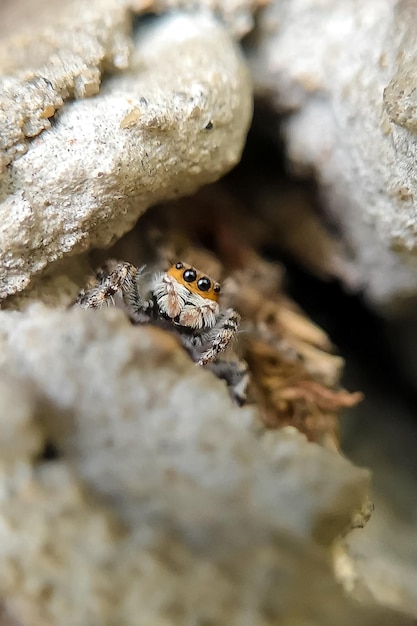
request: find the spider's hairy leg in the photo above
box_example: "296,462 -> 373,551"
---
75,260 -> 131,308
75,260 -> 154,321
196,308 -> 241,366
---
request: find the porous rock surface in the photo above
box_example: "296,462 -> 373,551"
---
0,305 -> 412,626
0,0 -> 133,171
0,0 -> 260,171
250,0 -> 417,311
0,8 -> 252,299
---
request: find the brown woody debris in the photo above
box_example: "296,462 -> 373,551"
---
222,254 -> 363,448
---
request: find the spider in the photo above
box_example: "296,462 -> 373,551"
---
75,260 -> 249,404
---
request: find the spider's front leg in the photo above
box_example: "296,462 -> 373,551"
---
196,308 -> 241,366
75,260 -> 153,322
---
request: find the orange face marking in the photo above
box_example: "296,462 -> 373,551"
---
167,262 -> 221,303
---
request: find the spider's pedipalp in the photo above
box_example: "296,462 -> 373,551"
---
152,271 -> 189,319
177,291 -> 219,330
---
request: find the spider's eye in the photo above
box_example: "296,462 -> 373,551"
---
214,284 -> 221,294
175,262 -> 183,269
183,269 -> 197,282
197,277 -> 211,292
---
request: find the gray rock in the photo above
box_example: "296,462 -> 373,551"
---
0,305 -> 410,625
249,0 -> 417,311
0,306 -> 368,542
0,0 -> 132,171
0,11 -> 252,299
153,0 -> 266,38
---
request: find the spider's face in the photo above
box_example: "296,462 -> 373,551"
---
152,262 -> 220,330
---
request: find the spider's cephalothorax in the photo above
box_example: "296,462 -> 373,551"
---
75,260 -> 248,403
153,261 -> 221,331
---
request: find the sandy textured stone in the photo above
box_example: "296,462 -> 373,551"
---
0,10 -> 252,299
249,0 -> 417,311
0,0 -> 258,176
342,496 -> 417,617
0,0 -> 133,171
0,306 -> 368,543
152,0 -> 267,38
0,305 -> 410,625
0,0 -> 261,171
0,374 -> 42,466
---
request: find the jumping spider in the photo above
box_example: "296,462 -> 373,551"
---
75,260 -> 249,404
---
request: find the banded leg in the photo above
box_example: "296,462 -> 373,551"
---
196,309 -> 241,365
75,260 -> 153,322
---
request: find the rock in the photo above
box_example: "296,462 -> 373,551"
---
0,0 -> 262,173
0,374 -> 42,465
249,0 -> 417,312
0,0 -> 133,171
0,305 -> 410,625
152,0 -> 267,38
0,10 -> 252,299
0,306 -> 368,540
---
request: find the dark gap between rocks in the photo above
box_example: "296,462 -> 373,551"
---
238,103 -> 417,516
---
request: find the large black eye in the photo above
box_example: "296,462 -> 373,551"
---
183,268 -> 197,282
197,277 -> 211,291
